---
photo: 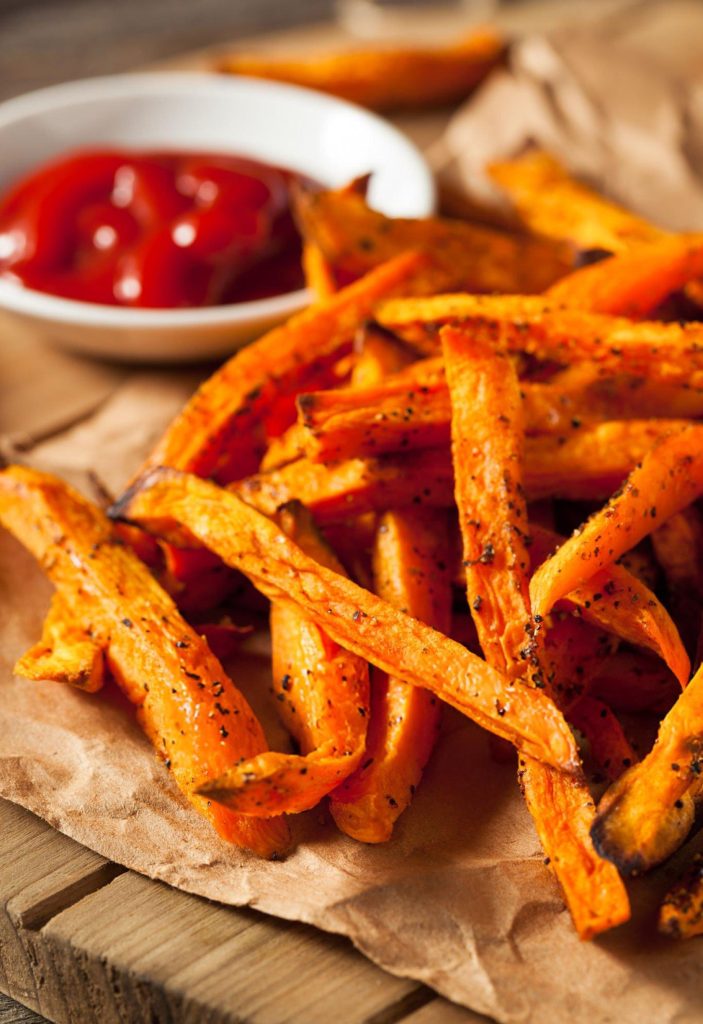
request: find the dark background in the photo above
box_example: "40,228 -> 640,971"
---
0,0 -> 336,99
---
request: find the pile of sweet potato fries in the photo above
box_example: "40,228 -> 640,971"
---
5,152 -> 703,943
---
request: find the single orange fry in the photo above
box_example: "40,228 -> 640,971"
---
330,508 -> 452,842
530,425 -> 703,619
442,324 -> 630,940
546,235 -> 703,317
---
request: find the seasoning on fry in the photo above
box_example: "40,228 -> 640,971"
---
198,502 -> 370,816
9,146 -> 703,945
442,323 -> 630,940
294,185 -> 574,295
113,468 -> 581,773
0,465 -> 291,859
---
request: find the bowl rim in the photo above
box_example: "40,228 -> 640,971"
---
0,70 -> 436,329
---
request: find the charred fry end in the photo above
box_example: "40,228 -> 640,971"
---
590,769 -> 697,877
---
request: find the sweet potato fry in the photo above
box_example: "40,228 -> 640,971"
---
350,322 -> 417,389
139,251 -> 433,484
273,502 -> 369,727
589,651 -> 679,715
0,466 -> 290,858
530,425 -> 703,618
545,235 -> 703,318
387,297 -> 703,369
296,372 -> 691,463
239,419 -> 680,524
541,614 -> 617,708
442,324 -> 630,940
114,469 -> 581,772
199,503 -> 369,816
659,852 -> 703,938
651,508 -> 703,661
376,296 -> 703,377
297,382 -> 450,462
14,591 -> 105,693
330,508 -> 451,842
530,525 -> 690,686
488,150 -> 665,252
651,508 -> 703,598
294,187 -> 575,295
442,325 -> 630,937
313,356 -> 703,439
572,372 -> 703,423
302,242 -> 337,300
218,30 -> 503,113
518,757 -> 630,938
236,451 -> 455,521
524,420 -> 689,502
568,696 -> 637,783
374,295 -> 557,344
443,326 -> 534,676
491,153 -> 703,313
591,661 -> 703,876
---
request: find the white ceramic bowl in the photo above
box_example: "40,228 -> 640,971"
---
0,72 -> 435,363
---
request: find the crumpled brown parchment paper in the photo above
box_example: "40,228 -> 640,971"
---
431,18 -> 703,232
6,15 -> 703,1022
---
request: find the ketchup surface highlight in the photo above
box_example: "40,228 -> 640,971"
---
0,149 -> 310,308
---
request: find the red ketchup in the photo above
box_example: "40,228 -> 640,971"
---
0,149 -> 309,308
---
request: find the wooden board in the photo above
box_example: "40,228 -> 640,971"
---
0,798 -> 484,1023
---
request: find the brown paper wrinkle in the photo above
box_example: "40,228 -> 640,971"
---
433,27 -> 703,235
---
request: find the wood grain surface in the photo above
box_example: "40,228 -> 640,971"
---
0,1002 -> 44,1024
0,799 -> 485,1023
